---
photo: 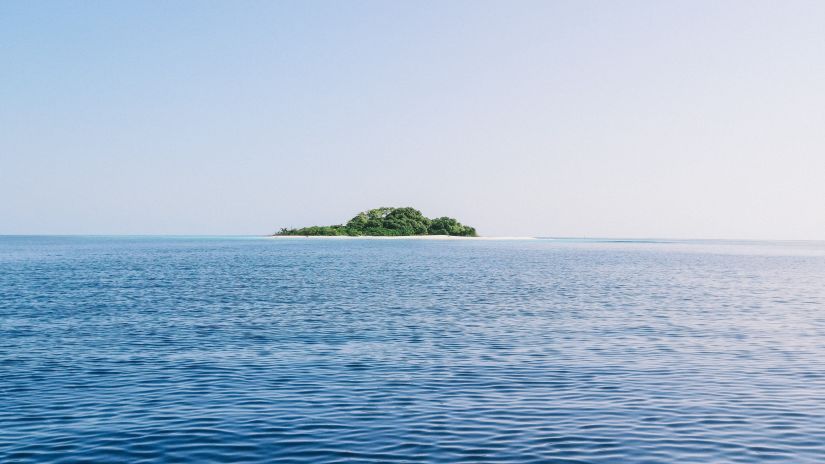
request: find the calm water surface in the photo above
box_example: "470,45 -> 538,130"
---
2,237 -> 825,463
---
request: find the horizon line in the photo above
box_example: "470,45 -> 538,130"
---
2,234 -> 825,243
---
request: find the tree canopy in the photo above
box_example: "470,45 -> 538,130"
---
276,207 -> 477,237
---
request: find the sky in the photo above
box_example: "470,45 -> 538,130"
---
2,1 -> 824,239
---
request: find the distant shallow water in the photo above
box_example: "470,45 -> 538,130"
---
2,236 -> 825,463
268,235 -> 538,240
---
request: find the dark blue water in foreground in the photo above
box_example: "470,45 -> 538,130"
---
2,236 -> 825,463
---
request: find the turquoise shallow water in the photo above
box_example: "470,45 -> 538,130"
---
2,236 -> 825,463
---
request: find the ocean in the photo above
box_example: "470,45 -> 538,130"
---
2,236 -> 825,463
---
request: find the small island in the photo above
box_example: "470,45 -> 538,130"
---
276,207 -> 477,237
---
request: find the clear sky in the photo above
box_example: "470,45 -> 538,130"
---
2,1 -> 824,238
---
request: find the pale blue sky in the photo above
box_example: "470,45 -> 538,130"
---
2,1 -> 824,238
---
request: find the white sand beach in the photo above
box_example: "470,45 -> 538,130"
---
268,235 -> 537,240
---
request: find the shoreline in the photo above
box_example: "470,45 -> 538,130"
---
268,235 -> 537,240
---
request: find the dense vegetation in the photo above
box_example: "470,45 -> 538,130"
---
276,207 -> 477,237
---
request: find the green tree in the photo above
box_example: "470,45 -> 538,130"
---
428,217 -> 476,236
276,207 -> 477,237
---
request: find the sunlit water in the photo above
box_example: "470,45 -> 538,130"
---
2,236 -> 825,463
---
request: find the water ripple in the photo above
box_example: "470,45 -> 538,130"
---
2,237 -> 825,462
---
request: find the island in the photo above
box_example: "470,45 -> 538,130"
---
275,207 -> 477,237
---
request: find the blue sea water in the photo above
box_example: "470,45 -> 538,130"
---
2,236 -> 825,463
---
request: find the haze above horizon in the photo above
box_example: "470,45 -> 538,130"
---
2,1 -> 824,239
